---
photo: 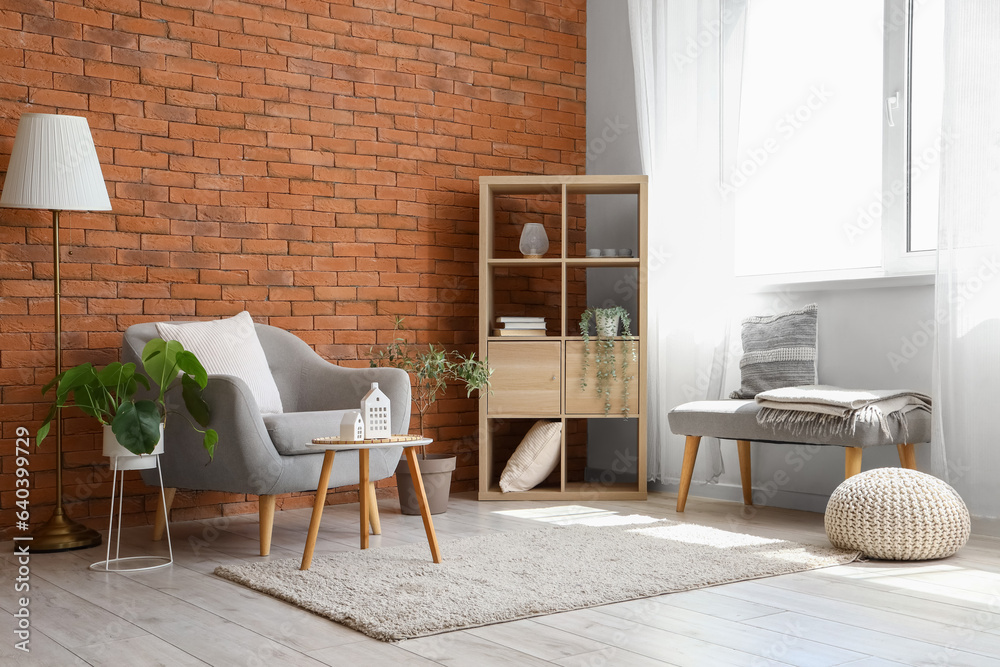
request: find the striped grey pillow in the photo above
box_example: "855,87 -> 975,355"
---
156,311 -> 284,414
731,304 -> 818,399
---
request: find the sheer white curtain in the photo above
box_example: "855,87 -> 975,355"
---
931,1 -> 1000,520
628,0 -> 747,485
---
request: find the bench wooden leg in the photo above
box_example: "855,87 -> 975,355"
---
676,436 -> 701,512
896,443 -> 917,470
845,447 -> 863,479
153,487 -> 175,541
737,440 -> 753,506
259,494 -> 276,557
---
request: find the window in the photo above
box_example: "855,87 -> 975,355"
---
903,0 -> 945,255
733,0 -> 944,279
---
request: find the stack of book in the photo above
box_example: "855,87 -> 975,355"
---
494,316 -> 547,337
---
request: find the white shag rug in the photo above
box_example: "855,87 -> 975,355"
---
215,517 -> 858,641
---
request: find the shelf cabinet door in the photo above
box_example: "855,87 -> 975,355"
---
487,341 -> 561,415
565,340 -> 640,416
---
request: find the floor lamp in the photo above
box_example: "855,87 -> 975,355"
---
1,113 -> 112,551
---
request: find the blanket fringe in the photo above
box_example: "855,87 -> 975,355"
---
756,406 -> 909,441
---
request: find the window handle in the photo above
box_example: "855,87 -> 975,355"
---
886,91 -> 900,127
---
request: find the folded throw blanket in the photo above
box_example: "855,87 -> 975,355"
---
755,385 -> 932,439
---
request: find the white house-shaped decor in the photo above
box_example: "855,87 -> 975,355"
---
339,410 -> 365,441
361,382 -> 391,438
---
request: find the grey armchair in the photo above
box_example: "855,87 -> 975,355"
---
123,322 -> 411,556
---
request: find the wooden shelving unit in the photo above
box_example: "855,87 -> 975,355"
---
477,175 -> 648,501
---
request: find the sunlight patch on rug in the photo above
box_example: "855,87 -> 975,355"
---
634,524 -> 784,547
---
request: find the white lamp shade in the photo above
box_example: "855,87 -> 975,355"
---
1,113 -> 111,211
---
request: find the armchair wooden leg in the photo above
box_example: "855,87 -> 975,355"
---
677,436 -> 701,513
737,440 -> 753,506
367,482 -> 381,535
845,447 -> 863,479
153,487 -> 175,541
897,443 -> 917,470
259,494 -> 276,557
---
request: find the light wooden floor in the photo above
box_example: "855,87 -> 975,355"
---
3,491 -> 999,667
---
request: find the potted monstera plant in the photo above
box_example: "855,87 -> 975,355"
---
370,317 -> 492,514
39,338 -> 218,470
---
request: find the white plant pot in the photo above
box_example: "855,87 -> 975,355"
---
595,311 -> 621,338
103,424 -> 164,471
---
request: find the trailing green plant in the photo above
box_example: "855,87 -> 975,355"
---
370,316 -> 493,455
579,306 -> 637,417
38,338 -> 219,459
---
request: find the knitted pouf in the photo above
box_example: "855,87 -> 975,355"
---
825,467 -> 970,560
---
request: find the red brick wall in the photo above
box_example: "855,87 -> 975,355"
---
0,0 -> 586,531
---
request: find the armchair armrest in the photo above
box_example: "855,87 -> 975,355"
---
143,374 -> 285,496
294,357 -> 413,435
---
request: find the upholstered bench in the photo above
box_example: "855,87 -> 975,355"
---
667,399 -> 931,512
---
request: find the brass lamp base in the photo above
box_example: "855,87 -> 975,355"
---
30,508 -> 102,553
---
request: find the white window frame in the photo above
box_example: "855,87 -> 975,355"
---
736,0 -> 938,288
882,0 -> 936,276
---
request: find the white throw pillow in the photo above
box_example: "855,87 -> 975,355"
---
500,420 -> 562,492
156,311 -> 284,414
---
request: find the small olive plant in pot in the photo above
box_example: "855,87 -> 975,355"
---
39,338 -> 219,470
370,317 -> 492,514
579,305 -> 637,418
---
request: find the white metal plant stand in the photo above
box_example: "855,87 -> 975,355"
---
90,456 -> 173,572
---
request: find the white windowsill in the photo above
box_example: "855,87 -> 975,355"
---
736,267 -> 935,293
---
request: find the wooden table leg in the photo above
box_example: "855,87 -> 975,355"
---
300,450 -> 336,571
367,482 -> 381,535
360,449 -> 370,550
405,447 -> 441,564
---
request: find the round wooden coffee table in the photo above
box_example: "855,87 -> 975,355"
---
299,435 -> 441,570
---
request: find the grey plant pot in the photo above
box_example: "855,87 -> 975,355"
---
395,454 -> 457,515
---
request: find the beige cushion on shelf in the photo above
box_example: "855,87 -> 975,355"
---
156,311 -> 284,414
500,420 -> 562,493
